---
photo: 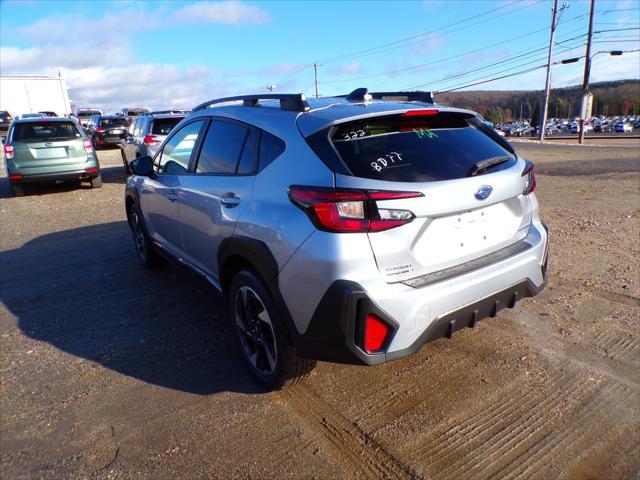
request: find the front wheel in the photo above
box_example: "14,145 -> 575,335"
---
228,270 -> 314,390
128,202 -> 162,268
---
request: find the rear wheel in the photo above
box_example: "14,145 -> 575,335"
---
10,183 -> 25,197
228,270 -> 314,390
90,175 -> 102,188
128,202 -> 162,268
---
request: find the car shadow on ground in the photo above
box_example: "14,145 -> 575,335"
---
1,221 -> 264,395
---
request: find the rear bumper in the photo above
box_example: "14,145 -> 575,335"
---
9,168 -> 100,184
292,221 -> 549,365
96,136 -> 123,145
295,277 -> 546,365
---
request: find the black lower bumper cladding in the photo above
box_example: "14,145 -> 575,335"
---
296,278 -> 546,366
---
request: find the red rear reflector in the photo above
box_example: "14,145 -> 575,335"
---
144,135 -> 161,145
401,109 -> 439,117
85,167 -> 99,173
9,174 -> 23,180
365,314 -> 389,352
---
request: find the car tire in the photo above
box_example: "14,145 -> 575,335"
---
121,149 -> 131,174
10,183 -> 25,197
90,175 -> 103,188
228,270 -> 315,390
128,202 -> 162,268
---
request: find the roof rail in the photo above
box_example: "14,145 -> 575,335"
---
339,88 -> 435,105
192,94 -> 310,113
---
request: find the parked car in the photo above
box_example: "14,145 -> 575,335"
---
120,112 -> 186,172
75,108 -> 104,127
124,90 -> 549,389
594,123 -> 611,133
38,111 -> 57,117
117,107 -> 150,119
615,122 -> 633,133
18,113 -> 46,120
0,110 -> 13,135
85,115 -> 130,148
3,117 -> 101,196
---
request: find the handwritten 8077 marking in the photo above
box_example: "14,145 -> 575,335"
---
371,152 -> 403,172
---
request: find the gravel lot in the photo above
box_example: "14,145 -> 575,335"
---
1,141 -> 639,479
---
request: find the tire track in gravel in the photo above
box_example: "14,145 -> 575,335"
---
404,373 -> 594,479
280,384 -> 420,480
496,381 -> 636,479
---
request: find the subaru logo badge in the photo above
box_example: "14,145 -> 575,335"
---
475,185 -> 493,200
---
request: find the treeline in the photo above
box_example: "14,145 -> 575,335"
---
435,79 -> 640,124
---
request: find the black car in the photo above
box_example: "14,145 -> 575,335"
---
0,110 -> 13,135
85,115 -> 130,148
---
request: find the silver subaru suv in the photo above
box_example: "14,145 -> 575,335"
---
125,90 -> 548,389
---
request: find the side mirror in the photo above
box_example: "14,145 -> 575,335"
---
131,155 -> 153,177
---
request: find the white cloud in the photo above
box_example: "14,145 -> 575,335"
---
172,1 -> 270,25
328,62 -> 362,75
407,33 -> 446,57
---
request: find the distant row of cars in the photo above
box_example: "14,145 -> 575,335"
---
495,115 -> 639,137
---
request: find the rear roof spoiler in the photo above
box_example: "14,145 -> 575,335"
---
193,94 -> 310,113
338,88 -> 435,105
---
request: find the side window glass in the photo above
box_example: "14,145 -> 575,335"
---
237,129 -> 258,174
128,118 -> 138,136
259,131 -> 285,171
157,120 -> 204,174
195,120 -> 248,174
134,118 -> 143,136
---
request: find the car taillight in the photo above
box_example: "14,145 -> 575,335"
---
522,160 -> 536,195
4,144 -> 14,160
144,135 -> 161,145
288,186 -> 422,233
83,139 -> 93,153
364,314 -> 390,353
96,126 -> 106,132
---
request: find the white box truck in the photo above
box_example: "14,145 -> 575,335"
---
0,75 -> 72,117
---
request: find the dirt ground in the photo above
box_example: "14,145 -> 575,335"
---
1,141 -> 638,479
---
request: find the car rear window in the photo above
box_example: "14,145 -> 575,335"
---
100,118 -> 129,127
330,113 -> 516,182
13,122 -> 81,142
77,111 -> 101,118
152,117 -> 183,135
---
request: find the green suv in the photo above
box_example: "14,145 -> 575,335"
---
4,117 -> 101,197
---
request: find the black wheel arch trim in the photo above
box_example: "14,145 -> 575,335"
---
217,235 -> 301,344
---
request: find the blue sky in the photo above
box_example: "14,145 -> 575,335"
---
1,0 -> 638,111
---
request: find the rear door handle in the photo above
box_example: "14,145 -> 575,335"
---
220,193 -> 241,207
166,192 -> 179,203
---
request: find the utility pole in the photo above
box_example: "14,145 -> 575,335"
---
313,63 -> 323,98
578,0 -> 595,144
539,0 -> 568,141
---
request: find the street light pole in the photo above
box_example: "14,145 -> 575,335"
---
578,0 -> 596,144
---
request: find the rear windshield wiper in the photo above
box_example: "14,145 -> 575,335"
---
468,155 -> 512,177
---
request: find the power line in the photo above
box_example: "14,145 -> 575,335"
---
436,65 -> 548,93
316,0 -> 538,65
321,20 -> 587,87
